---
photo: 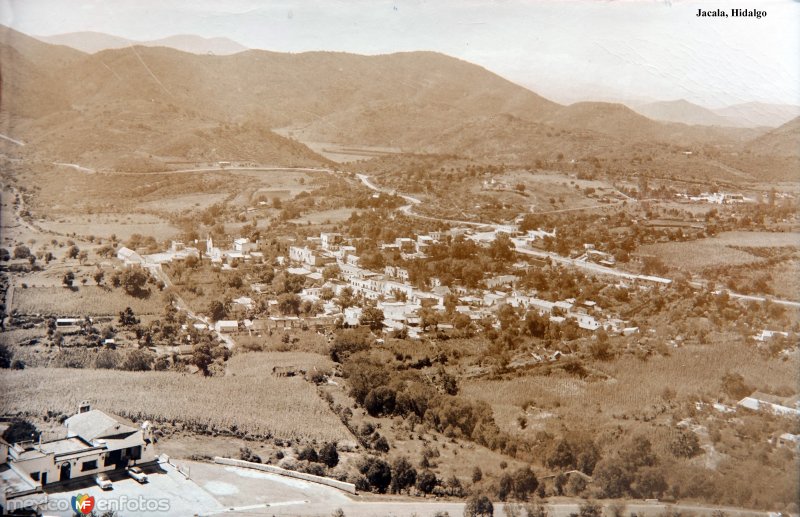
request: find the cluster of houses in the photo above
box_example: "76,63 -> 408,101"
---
117,240 -> 200,268
676,192 -> 754,204
112,223 -> 669,342
258,230 -> 634,339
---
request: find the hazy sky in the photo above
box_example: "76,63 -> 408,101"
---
2,0 -> 798,108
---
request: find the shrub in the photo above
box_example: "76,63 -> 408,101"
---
319,442 -> 339,468
390,457 -> 417,494
464,494 -> 494,517
358,456 -> 392,493
121,350 -> 153,371
297,445 -> 319,463
416,469 -> 438,494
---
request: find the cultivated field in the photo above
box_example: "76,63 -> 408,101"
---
289,208 -> 355,225
1,351 -> 351,442
136,192 -> 229,213
462,342 -> 798,436
637,231 -> 800,272
37,213 -> 178,241
637,241 -> 762,271
710,231 -> 800,248
12,286 -> 163,316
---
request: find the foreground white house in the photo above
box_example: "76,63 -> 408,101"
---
1,404 -> 156,512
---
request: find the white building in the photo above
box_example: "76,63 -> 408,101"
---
116,247 -> 144,267
288,246 -> 322,267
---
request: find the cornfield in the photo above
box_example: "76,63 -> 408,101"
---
1,351 -> 350,443
463,341 -> 798,425
13,286 -> 162,316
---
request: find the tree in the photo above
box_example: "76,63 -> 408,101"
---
121,350 -> 152,371
208,300 -> 226,321
62,271 -> 75,288
464,494 -> 494,517
0,342 -> 12,368
489,234 -> 514,262
632,466 -> 667,499
498,473 -> 513,501
373,435 -> 390,453
472,466 -> 483,483
511,467 -> 538,501
2,419 -> 40,443
358,457 -> 392,493
546,439 -> 575,470
0,248 -> 9,261
78,250 -> 89,264
329,328 -> 371,362
13,245 -> 30,259
93,270 -> 105,286
416,469 -> 437,494
525,502 -> 548,517
337,287 -> 356,310
119,269 -> 150,297
578,501 -> 602,517
670,429 -> 701,458
298,445 -> 319,463
365,386 -> 396,416
282,273 -> 306,294
390,457 -> 417,493
94,349 -> 121,369
620,435 -> 657,469
192,342 -> 214,376
592,458 -> 630,498
359,307 -> 385,331
589,330 -> 611,359
227,274 -> 243,288
118,307 -> 139,326
66,244 -> 80,259
721,371 -> 752,400
319,442 -> 339,468
419,307 -> 440,332
323,264 -> 341,281
278,293 -> 301,316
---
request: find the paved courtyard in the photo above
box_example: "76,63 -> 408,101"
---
36,460 -> 772,517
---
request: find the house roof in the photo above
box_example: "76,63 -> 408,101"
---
65,409 -> 138,442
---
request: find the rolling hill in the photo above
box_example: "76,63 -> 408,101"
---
37,31 -> 248,56
746,116 -> 800,157
0,25 -> 794,178
632,100 -> 737,127
715,102 -> 800,129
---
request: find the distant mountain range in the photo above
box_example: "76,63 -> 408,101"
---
0,25 -> 797,178
36,31 -> 248,56
631,99 -> 800,129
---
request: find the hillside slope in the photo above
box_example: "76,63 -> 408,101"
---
0,26 -> 787,176
633,100 -> 736,127
746,116 -> 800,157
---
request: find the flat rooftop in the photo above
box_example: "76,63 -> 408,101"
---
0,463 -> 36,495
39,436 -> 94,456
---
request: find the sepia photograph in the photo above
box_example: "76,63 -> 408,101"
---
0,1 -> 798,516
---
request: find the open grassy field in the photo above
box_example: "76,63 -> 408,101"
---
136,192 -> 229,213
637,232 -> 800,273
12,286 -> 163,316
37,213 -> 178,241
289,208 -> 354,225
0,352 -> 351,442
462,342 -> 798,437
710,231 -> 800,247
636,241 -> 762,272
